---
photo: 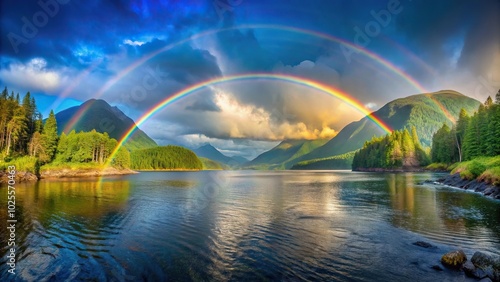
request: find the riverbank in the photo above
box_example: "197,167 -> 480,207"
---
431,173 -> 500,200
40,167 -> 138,179
135,169 -> 203,172
354,167 -> 427,172
0,171 -> 38,184
0,167 -> 138,184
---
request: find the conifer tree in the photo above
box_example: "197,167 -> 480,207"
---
40,110 -> 58,163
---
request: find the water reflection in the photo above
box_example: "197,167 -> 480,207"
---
385,173 -> 500,254
1,171 -> 500,281
0,179 -> 132,281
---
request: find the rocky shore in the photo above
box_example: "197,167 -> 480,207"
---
0,167 -> 137,184
429,173 -> 500,200
40,167 -> 138,179
441,249 -> 500,281
0,171 -> 38,184
412,240 -> 500,281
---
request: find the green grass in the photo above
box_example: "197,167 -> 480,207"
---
451,156 -> 500,185
0,156 -> 39,174
478,167 -> 500,186
426,163 -> 451,171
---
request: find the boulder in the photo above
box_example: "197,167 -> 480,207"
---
471,252 -> 500,281
464,261 -> 488,279
484,188 -> 495,196
472,252 -> 496,268
441,250 -> 467,268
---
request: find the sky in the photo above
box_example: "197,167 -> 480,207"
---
1,0 -> 499,159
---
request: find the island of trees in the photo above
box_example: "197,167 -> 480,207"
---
130,146 -> 203,170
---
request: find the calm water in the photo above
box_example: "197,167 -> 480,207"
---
1,171 -> 500,281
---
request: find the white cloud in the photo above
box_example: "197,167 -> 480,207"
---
0,58 -> 64,93
123,39 -> 146,46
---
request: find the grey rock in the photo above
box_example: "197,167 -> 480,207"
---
472,252 -> 495,268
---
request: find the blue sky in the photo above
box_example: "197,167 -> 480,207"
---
1,0 -> 499,158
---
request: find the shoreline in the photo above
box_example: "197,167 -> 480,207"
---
431,173 -> 500,200
135,169 -> 203,172
0,167 -> 213,184
353,167 -> 428,172
0,167 -> 138,184
40,167 -> 139,179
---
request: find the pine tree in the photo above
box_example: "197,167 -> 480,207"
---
486,103 -> 500,156
495,89 -> 500,104
454,108 -> 469,162
6,106 -> 28,156
40,110 -> 58,163
463,114 -> 480,160
485,96 -> 493,108
477,104 -> 489,156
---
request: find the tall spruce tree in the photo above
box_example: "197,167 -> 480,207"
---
40,110 -> 58,163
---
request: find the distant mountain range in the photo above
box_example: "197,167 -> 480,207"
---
252,90 -> 481,170
53,91 -> 481,171
54,99 -> 157,150
193,144 -> 248,167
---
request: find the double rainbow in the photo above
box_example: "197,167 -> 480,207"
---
63,24 -> 434,133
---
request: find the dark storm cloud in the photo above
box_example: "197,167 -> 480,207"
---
135,39 -> 223,84
0,0 -> 216,68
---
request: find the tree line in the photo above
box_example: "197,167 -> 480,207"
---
130,146 -> 203,170
55,130 -> 130,168
431,90 -> 500,164
0,87 -> 130,168
0,87 -> 55,162
352,126 -> 429,169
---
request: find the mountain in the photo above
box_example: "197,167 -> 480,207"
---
193,144 -> 246,167
54,99 -> 157,150
244,139 -> 329,170
231,156 -> 249,164
291,151 -> 357,170
199,157 -> 227,170
295,90 -> 480,165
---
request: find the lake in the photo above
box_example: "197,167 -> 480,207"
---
1,171 -> 500,281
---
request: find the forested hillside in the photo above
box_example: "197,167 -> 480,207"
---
295,91 -> 479,166
244,139 -> 328,170
130,146 -> 203,170
430,91 -> 500,184
291,151 -> 356,170
352,126 -> 429,170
